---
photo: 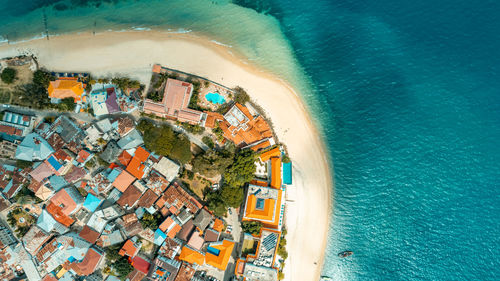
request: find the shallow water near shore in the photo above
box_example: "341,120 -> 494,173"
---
2,0 -> 500,280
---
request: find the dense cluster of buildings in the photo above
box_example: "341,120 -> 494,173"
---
0,64 -> 293,281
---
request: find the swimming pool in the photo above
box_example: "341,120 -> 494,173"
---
205,92 -> 225,104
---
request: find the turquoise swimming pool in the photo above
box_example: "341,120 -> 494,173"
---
205,92 -> 226,104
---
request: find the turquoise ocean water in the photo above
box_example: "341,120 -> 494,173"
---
2,0 -> 500,280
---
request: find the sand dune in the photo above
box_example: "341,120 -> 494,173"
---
0,31 -> 332,281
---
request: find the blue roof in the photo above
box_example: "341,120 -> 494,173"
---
48,175 -> 68,191
47,155 -> 62,171
83,194 -> 102,212
282,162 -> 292,185
107,168 -> 121,182
207,246 -> 220,256
2,164 -> 15,172
154,229 -> 167,246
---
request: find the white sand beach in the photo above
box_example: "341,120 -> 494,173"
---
0,31 -> 332,281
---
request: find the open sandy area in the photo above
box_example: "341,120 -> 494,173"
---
0,31 -> 332,281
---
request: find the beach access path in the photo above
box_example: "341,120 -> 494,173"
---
0,31 -> 332,281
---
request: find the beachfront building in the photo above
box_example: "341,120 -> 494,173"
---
235,228 -> 281,281
89,87 -> 120,116
219,103 -> 274,150
48,78 -> 86,103
242,184 -> 285,230
143,77 -> 204,124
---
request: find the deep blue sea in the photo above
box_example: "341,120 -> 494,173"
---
2,0 -> 500,280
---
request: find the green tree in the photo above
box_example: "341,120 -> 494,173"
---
114,256 -> 134,278
241,221 -> 262,235
224,149 -> 256,187
16,159 -> 33,169
1,67 -> 17,84
202,136 -> 215,149
138,119 -> 192,164
205,184 -> 244,216
191,149 -> 233,178
14,70 -> 52,109
233,86 -> 250,104
220,185 -> 244,208
140,213 -> 161,229
33,70 -> 52,87
56,97 -> 76,111
170,135 -> 192,164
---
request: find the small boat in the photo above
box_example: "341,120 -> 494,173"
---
338,251 -> 353,258
320,276 -> 333,281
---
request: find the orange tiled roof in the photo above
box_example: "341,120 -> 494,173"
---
203,111 -> 224,129
205,240 -> 235,271
270,157 -> 282,189
259,147 -> 281,162
117,185 -> 142,208
167,224 -> 182,239
152,64 -> 162,73
79,225 -> 100,244
159,217 -> 174,233
69,248 -> 103,276
126,147 -> 150,179
220,103 -> 273,146
112,170 -> 136,192
179,246 -> 205,265
118,150 -> 132,166
50,188 -> 80,215
212,218 -> 224,233
243,187 -> 283,229
250,139 -> 272,152
119,239 -> 139,257
48,79 -> 84,102
46,202 -> 75,227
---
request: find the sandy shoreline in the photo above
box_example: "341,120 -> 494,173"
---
0,31 -> 332,281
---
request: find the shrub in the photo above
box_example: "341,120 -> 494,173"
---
241,221 -> 262,235
1,67 -> 17,84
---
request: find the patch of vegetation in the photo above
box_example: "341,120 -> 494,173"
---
0,90 -> 10,104
282,153 -> 291,163
105,243 -> 133,279
205,184 -> 245,217
14,184 -> 41,204
7,207 -> 35,237
54,97 -> 76,111
179,122 -> 205,135
191,149 -> 233,178
212,122 -> 225,142
277,233 -> 288,260
15,159 -> 33,169
140,212 -> 162,230
233,86 -> 250,104
202,136 -> 215,149
223,149 -> 256,188
111,77 -> 141,93
241,221 -> 262,235
12,70 -> 52,109
1,67 -> 17,84
137,119 -> 192,164
146,90 -> 163,102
